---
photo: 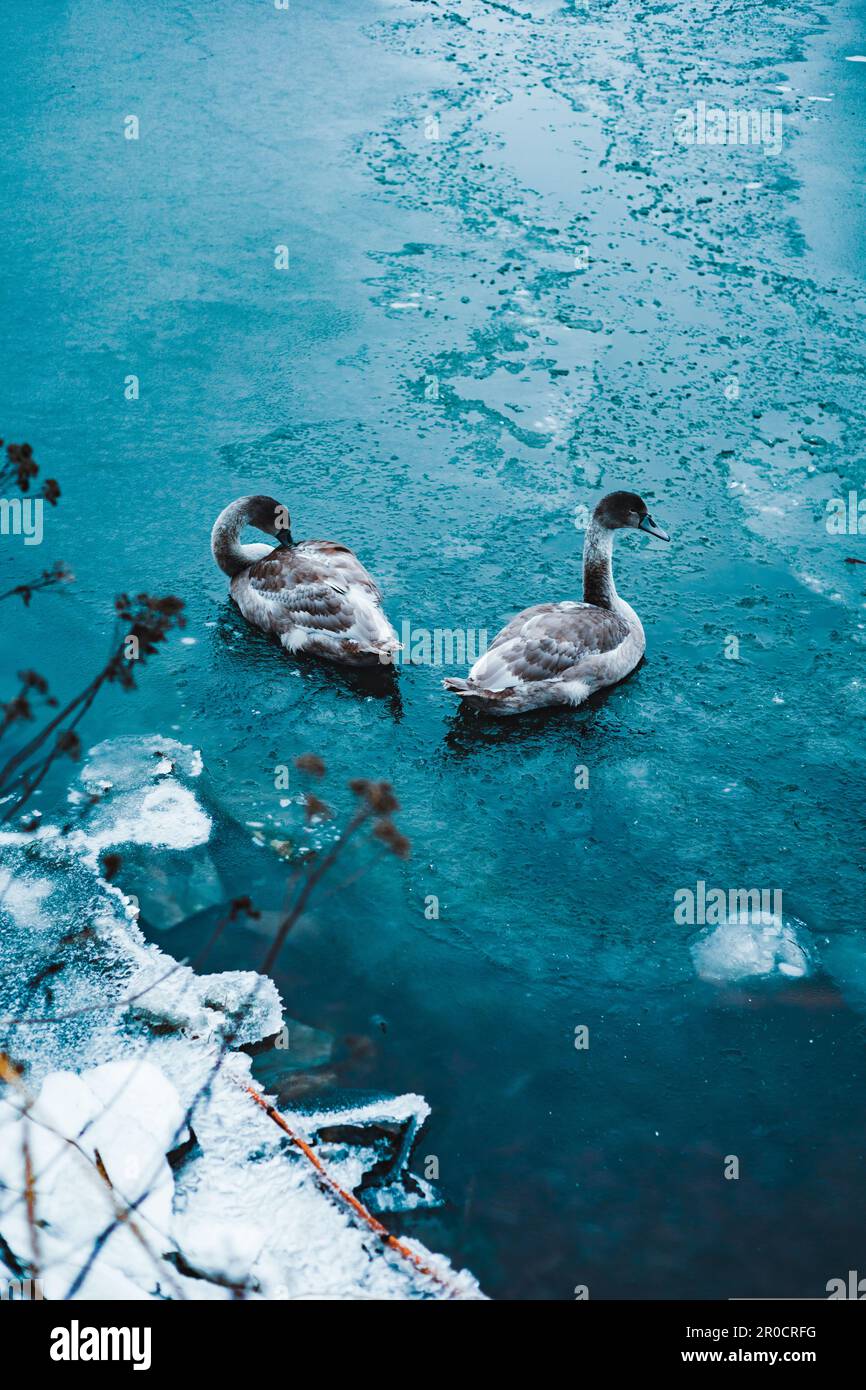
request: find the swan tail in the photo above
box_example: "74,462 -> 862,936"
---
347,637 -> 402,666
371,638 -> 403,666
442,677 -> 513,701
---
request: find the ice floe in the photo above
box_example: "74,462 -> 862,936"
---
691,910 -> 813,985
72,736 -> 211,853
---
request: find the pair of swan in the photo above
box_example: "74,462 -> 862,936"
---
211,491 -> 670,716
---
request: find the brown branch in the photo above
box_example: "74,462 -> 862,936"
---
0,594 -> 185,822
0,561 -> 73,606
22,1128 -> 40,1277
245,1086 -> 462,1297
260,807 -> 370,974
0,670 -> 105,799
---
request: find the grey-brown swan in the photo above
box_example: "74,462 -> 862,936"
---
443,491 -> 670,715
211,495 -> 400,668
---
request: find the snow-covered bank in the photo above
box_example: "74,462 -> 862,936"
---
0,739 -> 483,1300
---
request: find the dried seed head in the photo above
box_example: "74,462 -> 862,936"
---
229,895 -> 261,921
373,818 -> 411,859
305,793 -> 333,822
295,754 -> 326,778
101,852 -> 122,881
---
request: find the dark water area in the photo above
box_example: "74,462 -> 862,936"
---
2,0 -> 866,1298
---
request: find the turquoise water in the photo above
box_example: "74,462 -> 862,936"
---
2,0 -> 866,1298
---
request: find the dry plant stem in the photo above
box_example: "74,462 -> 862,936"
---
0,570 -> 68,604
1,596 -> 184,820
0,674 -> 106,821
0,670 -> 103,793
22,1127 -> 40,1276
0,958 -> 190,1028
88,1145 -> 186,1302
245,1085 -> 460,1298
260,807 -> 369,975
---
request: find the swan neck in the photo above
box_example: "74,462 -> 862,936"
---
211,499 -> 260,577
582,519 -> 618,609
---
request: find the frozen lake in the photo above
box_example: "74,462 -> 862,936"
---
1,0 -> 865,1298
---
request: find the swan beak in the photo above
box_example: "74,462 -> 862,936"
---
639,514 -> 670,542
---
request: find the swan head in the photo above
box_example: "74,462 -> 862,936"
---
593,491 -> 669,542
244,494 -> 293,546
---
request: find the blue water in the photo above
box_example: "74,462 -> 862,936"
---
2,0 -> 866,1298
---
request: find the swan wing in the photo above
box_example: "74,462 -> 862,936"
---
293,540 -> 384,601
235,544 -> 395,649
469,602 -> 630,689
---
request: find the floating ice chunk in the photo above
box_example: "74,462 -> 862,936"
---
75,737 -> 212,850
288,1090 -> 442,1215
692,911 -> 812,984
79,736 -> 204,794
81,782 -> 211,853
69,736 -> 219,926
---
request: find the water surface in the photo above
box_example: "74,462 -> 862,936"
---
2,0 -> 865,1298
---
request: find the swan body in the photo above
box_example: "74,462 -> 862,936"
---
443,491 -> 669,715
211,495 -> 400,668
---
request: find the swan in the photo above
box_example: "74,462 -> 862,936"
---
443,491 -> 670,715
211,495 -> 401,667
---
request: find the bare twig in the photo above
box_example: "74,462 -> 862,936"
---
0,561 -> 73,607
245,1086 -> 462,1297
0,593 -> 185,822
260,770 -> 409,976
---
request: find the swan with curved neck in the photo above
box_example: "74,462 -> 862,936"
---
211,494 -> 400,668
443,490 -> 670,715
